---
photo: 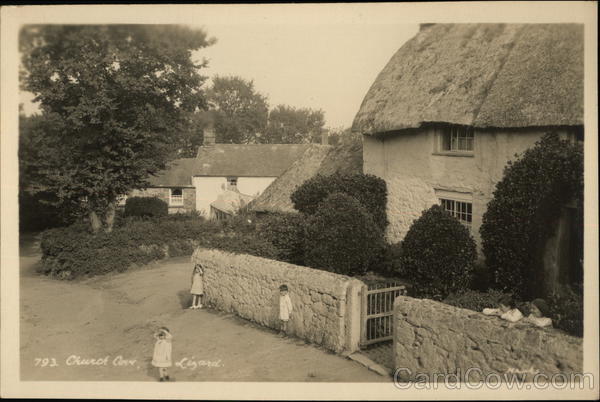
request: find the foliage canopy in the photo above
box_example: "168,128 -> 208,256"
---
20,24 -> 214,232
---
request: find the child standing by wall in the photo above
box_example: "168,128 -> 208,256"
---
152,327 -> 173,382
190,264 -> 204,309
279,284 -> 293,337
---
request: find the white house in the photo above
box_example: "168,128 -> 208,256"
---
127,130 -> 311,217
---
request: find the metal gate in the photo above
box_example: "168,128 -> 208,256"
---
360,281 -> 407,347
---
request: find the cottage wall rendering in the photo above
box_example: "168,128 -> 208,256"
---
192,176 -> 276,215
363,127 -> 577,245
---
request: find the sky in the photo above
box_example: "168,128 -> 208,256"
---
19,22 -> 419,129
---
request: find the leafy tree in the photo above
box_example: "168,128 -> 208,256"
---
19,113 -> 85,231
20,25 -> 214,232
207,75 -> 269,144
480,132 -> 583,298
264,104 -> 326,144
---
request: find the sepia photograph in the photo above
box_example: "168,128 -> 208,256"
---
1,2 -> 598,400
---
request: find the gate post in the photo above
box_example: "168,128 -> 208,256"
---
344,279 -> 364,353
359,283 -> 368,348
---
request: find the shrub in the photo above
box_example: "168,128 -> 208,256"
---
124,196 -> 168,219
547,285 -> 583,337
303,192 -> 385,276
480,133 -> 583,299
400,205 -> 477,300
470,261 -> 492,292
40,213 -> 281,279
256,212 -> 306,265
290,172 -> 388,231
443,289 -> 514,312
378,242 -> 404,278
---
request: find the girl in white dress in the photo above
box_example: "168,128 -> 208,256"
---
152,327 -> 173,382
190,264 -> 204,309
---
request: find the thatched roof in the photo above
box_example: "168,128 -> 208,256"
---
148,143 -> 311,187
352,24 -> 583,135
249,141 -> 363,213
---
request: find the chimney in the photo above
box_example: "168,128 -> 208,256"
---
321,130 -> 329,145
203,124 -> 216,146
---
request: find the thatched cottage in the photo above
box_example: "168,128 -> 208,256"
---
352,23 -> 583,253
125,130 -> 310,217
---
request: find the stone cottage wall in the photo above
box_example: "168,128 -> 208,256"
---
363,128 -> 575,249
191,248 -> 363,353
393,296 -> 582,381
129,187 -> 196,213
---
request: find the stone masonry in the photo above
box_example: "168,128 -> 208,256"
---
191,248 -> 363,353
393,296 -> 583,381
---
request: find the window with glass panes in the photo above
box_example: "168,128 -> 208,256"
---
440,198 -> 472,227
170,188 -> 184,206
440,126 -> 474,152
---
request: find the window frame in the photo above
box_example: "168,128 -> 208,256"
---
434,125 -> 475,156
169,188 -> 184,207
435,189 -> 473,229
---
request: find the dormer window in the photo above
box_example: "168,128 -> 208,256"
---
436,125 -> 474,155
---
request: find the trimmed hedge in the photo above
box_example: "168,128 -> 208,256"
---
480,132 -> 583,298
290,172 -> 388,231
124,196 -> 168,218
256,212 -> 307,266
400,204 -> 477,300
40,216 -> 278,279
443,289 -> 514,312
303,192 -> 385,276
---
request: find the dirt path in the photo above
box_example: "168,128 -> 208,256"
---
19,235 -> 386,382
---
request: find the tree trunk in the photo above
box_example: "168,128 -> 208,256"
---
105,201 -> 116,233
89,210 -> 102,233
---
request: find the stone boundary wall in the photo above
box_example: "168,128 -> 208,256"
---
192,248 -> 364,353
393,296 -> 583,381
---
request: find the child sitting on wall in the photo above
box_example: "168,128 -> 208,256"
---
525,298 -> 553,328
482,295 -> 523,323
279,284 -> 293,337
